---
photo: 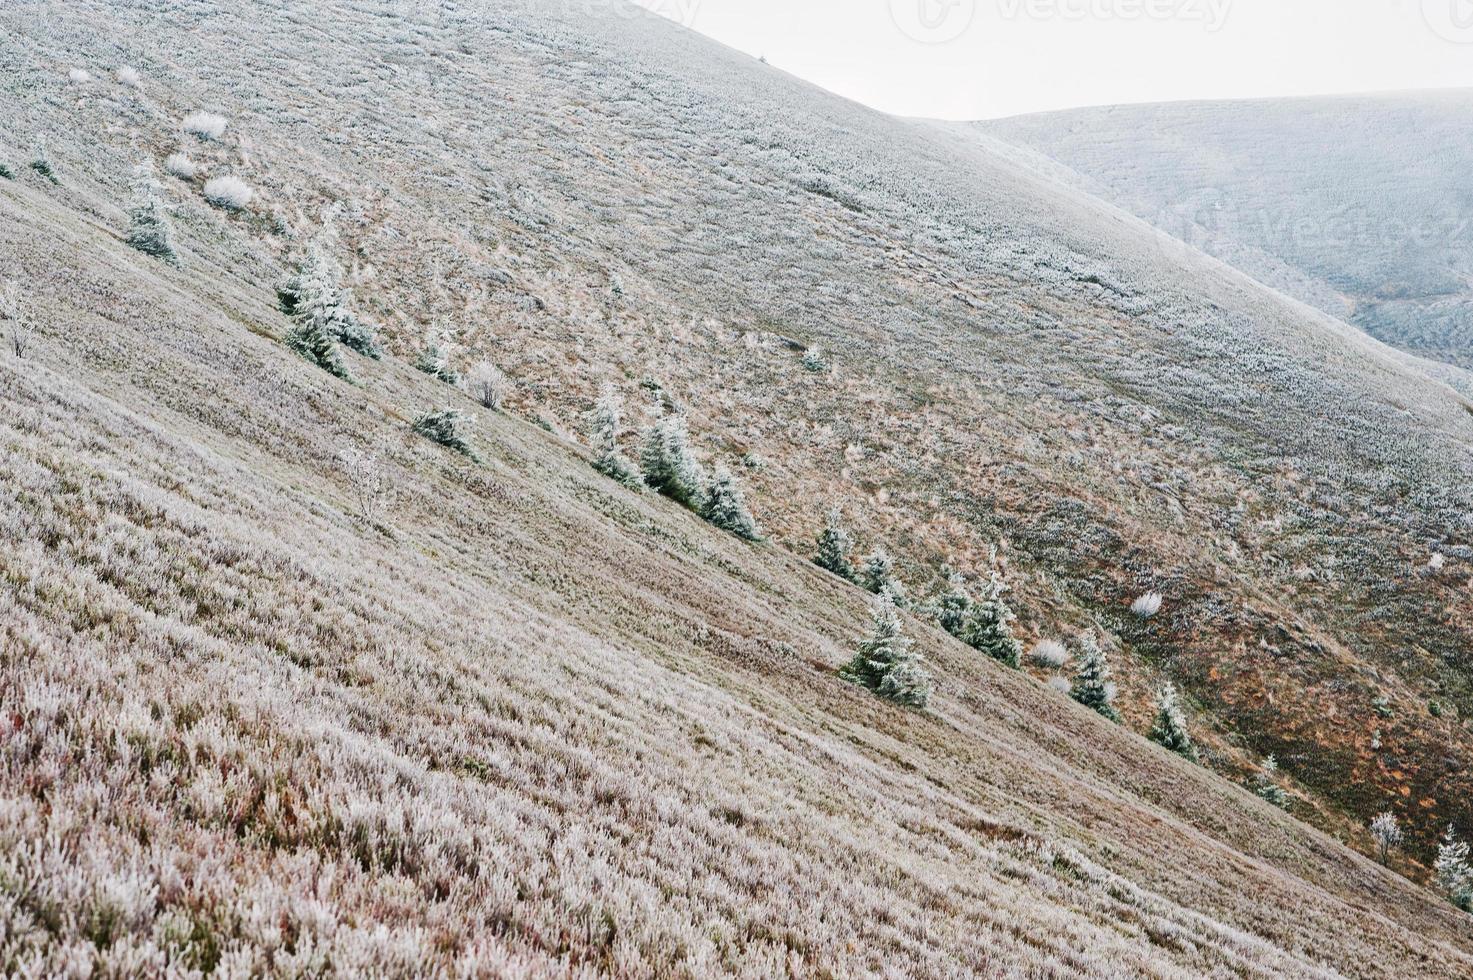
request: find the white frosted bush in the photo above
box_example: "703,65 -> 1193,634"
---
204,175 -> 252,210
1131,592 -> 1163,618
164,154 -> 196,179
117,66 -> 141,88
68,68 -> 91,84
182,111 -> 228,140
1030,640 -> 1069,669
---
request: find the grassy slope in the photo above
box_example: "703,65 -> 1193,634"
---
971,91 -> 1473,371
3,136 -> 1472,978
1,0 -> 1473,972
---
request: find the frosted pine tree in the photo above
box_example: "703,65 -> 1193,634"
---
280,242 -> 381,359
1149,683 -> 1198,761
842,588 -> 931,709
1071,633 -> 1120,722
285,292 -> 349,380
1436,826 -> 1473,911
124,164 -> 177,264
932,569 -> 971,639
963,573 -> 1022,668
587,385 -> 643,489
1254,755 -> 1289,809
814,508 -> 858,583
640,413 -> 707,509
861,547 -> 904,602
703,465 -> 762,541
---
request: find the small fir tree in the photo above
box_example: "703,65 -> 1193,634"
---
412,409 -> 477,460
1435,825 -> 1473,912
814,508 -> 858,583
1254,755 -> 1289,809
1071,633 -> 1120,722
842,588 -> 931,709
588,385 -> 643,489
932,570 -> 972,639
285,299 -> 349,380
640,413 -> 707,509
29,142 -> 57,183
279,241 -> 381,358
861,547 -> 904,601
1149,683 -> 1198,761
963,573 -> 1022,668
1369,812 -> 1403,865
703,465 -> 762,541
415,340 -> 459,384
124,164 -> 177,264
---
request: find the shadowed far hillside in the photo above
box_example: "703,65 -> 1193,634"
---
2,0 -> 1473,973
971,91 -> 1473,372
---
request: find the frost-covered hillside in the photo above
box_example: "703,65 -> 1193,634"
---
3,0 -> 1473,973
972,91 -> 1473,371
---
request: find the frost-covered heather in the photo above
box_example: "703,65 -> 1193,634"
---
182,110 -> 227,140
1,0 -> 1473,972
203,174 -> 251,209
163,152 -> 196,179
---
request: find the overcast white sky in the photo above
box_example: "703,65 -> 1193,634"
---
632,0 -> 1473,119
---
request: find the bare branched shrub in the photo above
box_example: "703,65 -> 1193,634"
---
203,176 -> 252,210
182,111 -> 227,141
338,447 -> 393,523
0,281 -> 34,357
164,153 -> 197,180
466,361 -> 506,410
1370,812 -> 1403,864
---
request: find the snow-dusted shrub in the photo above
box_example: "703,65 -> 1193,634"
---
0,162 -> 12,180
1370,812 -> 1402,864
124,164 -> 177,265
587,385 -> 643,489
1071,633 -> 1120,722
1149,683 -> 1197,762
1047,676 -> 1072,695
814,508 -> 857,582
842,589 -> 931,709
163,153 -> 196,179
466,361 -> 506,411
68,68 -> 91,84
703,466 -> 762,541
117,66 -> 141,88
29,143 -> 56,183
1435,825 -> 1473,912
1131,592 -> 1163,618
203,175 -> 252,210
412,409 -> 477,460
640,414 -> 707,509
338,447 -> 392,523
182,111 -> 227,140
1030,640 -> 1069,669
1255,755 -> 1289,809
801,347 -> 826,372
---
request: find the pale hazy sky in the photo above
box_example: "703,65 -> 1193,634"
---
630,0 -> 1473,119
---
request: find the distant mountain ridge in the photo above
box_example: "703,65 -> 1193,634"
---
973,90 -> 1473,370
